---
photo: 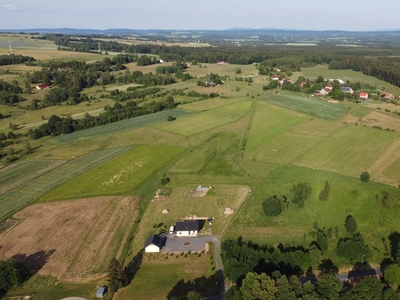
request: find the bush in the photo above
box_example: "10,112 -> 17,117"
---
292,182 -> 312,205
167,115 -> 175,121
262,195 -> 288,216
360,171 -> 370,182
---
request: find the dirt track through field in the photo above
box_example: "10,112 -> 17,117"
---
0,196 -> 138,282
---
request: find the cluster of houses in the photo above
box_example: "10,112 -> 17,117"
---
145,220 -> 199,253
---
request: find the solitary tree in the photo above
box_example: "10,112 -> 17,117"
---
319,181 -> 331,201
107,258 -> 127,293
345,215 -> 358,233
360,171 -> 370,182
0,258 -> 29,293
292,182 -> 312,206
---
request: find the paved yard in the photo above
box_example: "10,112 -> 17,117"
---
162,235 -> 217,253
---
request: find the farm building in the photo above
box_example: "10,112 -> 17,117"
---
340,86 -> 354,94
145,233 -> 167,253
176,220 -> 199,237
96,286 -> 107,298
380,91 -> 395,100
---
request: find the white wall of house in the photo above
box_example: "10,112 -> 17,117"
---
145,244 -> 160,253
176,230 -> 198,236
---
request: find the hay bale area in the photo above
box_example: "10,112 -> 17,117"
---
224,207 -> 234,216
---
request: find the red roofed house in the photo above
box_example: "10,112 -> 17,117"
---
300,81 -> 307,87
36,84 -> 50,90
272,75 -> 280,81
380,91 -> 395,100
325,83 -> 333,92
359,92 -> 369,100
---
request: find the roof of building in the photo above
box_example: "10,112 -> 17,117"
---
145,234 -> 166,248
360,92 -> 368,97
96,286 -> 106,296
176,220 -> 199,232
340,86 -> 352,91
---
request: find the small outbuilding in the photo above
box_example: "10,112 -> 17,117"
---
145,233 -> 167,253
96,286 -> 107,298
176,220 -> 199,236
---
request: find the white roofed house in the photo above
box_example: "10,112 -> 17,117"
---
175,220 -> 199,237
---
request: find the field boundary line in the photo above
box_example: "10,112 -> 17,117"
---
0,160 -> 66,197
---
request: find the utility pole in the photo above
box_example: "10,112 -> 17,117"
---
97,42 -> 101,52
7,41 -> 12,53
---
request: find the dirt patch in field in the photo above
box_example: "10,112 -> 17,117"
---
0,196 -> 138,282
343,110 -> 400,132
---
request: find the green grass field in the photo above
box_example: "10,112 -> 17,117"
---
115,254 -> 218,300
42,145 -> 185,200
0,159 -> 62,195
295,125 -> 396,177
0,147 -> 129,220
265,93 -> 350,120
151,101 -> 252,136
226,165 -> 400,263
49,109 -> 193,145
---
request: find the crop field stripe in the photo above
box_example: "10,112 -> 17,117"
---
48,109 -> 193,145
265,94 -> 349,120
0,147 -> 131,220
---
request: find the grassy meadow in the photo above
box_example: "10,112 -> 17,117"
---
151,101 -> 252,136
42,145 -> 185,200
0,147 -> 129,220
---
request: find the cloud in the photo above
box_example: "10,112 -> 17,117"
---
3,4 -> 17,11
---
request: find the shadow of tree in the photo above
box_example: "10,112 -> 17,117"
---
12,249 -> 56,274
388,231 -> 400,259
318,259 -> 338,274
124,249 -> 144,285
167,272 -> 220,300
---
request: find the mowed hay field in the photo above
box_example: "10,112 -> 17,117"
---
0,147 -> 129,220
115,254 -> 217,300
0,196 -> 138,281
42,145 -> 185,200
151,101 -> 252,136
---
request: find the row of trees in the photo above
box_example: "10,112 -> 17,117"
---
29,96 -> 175,139
0,54 -> 35,66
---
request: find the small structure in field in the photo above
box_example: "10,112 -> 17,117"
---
189,185 -> 210,197
162,209 -> 169,214
96,286 -> 107,298
36,84 -> 50,90
176,220 -> 199,236
145,233 -> 167,253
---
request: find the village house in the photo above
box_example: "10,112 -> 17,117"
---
175,220 -> 199,237
300,81 -> 307,87
272,75 -> 280,81
144,233 -> 167,253
340,86 -> 354,94
380,91 -> 395,100
359,92 -> 369,100
324,83 -> 333,92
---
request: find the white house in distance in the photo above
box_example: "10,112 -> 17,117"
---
144,233 -> 167,253
176,220 -> 199,237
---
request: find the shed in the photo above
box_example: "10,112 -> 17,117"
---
96,286 -> 106,298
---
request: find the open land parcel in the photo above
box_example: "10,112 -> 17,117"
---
3,34 -> 400,298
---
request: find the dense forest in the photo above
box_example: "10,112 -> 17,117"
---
0,54 -> 35,66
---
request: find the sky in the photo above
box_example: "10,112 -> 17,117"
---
1,0 -> 399,31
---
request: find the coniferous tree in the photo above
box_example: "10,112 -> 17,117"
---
107,258 -> 127,293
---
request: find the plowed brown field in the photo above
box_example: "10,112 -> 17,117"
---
0,196 -> 138,282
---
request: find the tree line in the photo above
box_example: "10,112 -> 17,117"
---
29,96 -> 175,139
0,54 -> 35,66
